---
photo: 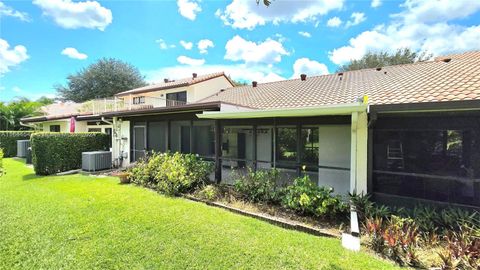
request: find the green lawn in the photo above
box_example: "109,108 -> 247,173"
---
0,158 -> 399,269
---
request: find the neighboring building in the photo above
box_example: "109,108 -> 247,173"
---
21,52 -> 480,209
21,72 -> 235,162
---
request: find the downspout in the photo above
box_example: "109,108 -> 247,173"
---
101,117 -> 113,125
20,121 -> 38,130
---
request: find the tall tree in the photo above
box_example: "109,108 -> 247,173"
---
56,58 -> 147,102
0,98 -> 43,130
338,48 -> 432,72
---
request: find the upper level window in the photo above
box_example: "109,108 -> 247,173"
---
166,91 -> 187,106
132,96 -> 145,105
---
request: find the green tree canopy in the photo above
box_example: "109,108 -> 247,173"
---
56,58 -> 147,102
0,98 -> 45,130
338,48 -> 432,72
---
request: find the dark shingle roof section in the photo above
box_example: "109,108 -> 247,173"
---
200,51 -> 480,109
115,72 -> 233,96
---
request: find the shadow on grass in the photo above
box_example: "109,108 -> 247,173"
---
22,173 -> 42,181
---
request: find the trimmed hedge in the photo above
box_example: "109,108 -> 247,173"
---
31,132 -> 109,175
0,148 -> 4,176
0,131 -> 35,157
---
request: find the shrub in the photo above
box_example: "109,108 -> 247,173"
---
0,149 -> 4,176
127,157 -> 151,187
281,174 -> 348,218
365,216 -> 421,267
438,224 -> 480,270
128,152 -> 214,196
0,131 -> 34,157
197,185 -> 220,201
31,132 -> 109,175
233,168 -> 281,203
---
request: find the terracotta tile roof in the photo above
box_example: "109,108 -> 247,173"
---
40,102 -> 84,116
115,72 -> 233,96
200,51 -> 480,109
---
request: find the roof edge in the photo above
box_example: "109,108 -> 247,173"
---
197,103 -> 367,119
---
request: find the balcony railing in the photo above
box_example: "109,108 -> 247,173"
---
166,99 -> 187,107
79,96 -> 188,115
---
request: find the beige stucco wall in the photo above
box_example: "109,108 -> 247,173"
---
318,125 -> 351,195
116,76 -> 232,107
191,76 -> 233,101
41,120 -> 70,132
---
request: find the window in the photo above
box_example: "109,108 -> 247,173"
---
87,128 -> 101,132
301,127 -> 319,165
192,121 -> 215,158
148,122 -> 167,152
374,130 -> 467,176
132,96 -> 145,105
170,121 -> 191,153
222,126 -> 254,168
166,91 -> 187,106
276,127 -> 297,162
49,125 -> 60,132
105,128 -> 112,148
373,126 -> 480,206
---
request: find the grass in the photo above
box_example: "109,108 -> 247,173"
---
0,158 -> 400,269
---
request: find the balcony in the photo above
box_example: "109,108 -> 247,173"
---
80,96 -> 188,115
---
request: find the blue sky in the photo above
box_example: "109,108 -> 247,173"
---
1,0 -> 480,102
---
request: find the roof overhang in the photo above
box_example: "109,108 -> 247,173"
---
196,103 -> 368,119
100,101 -> 223,118
21,114 -> 80,123
370,100 -> 480,114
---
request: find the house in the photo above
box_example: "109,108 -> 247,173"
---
21,51 -> 480,209
21,72 -> 235,153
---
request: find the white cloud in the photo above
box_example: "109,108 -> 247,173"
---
371,0 -> 382,8
145,63 -> 285,84
61,47 -> 87,60
197,39 -> 214,54
180,40 -> 193,50
0,1 -> 31,21
177,55 -> 205,66
329,0 -> 480,65
0,39 -> 29,75
216,0 -> 343,30
32,0 -> 112,31
291,58 -> 329,79
327,16 -> 342,27
298,31 -> 311,38
397,0 -> 480,24
155,39 -> 175,50
177,0 -> 201,20
224,35 -> 289,65
345,12 -> 366,28
12,86 -> 22,93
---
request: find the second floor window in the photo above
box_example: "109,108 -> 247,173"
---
132,96 -> 145,105
166,91 -> 187,106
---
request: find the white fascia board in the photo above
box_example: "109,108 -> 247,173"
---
197,103 -> 368,119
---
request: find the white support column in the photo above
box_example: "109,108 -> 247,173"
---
356,111 -> 368,194
350,112 -> 358,193
350,111 -> 368,194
